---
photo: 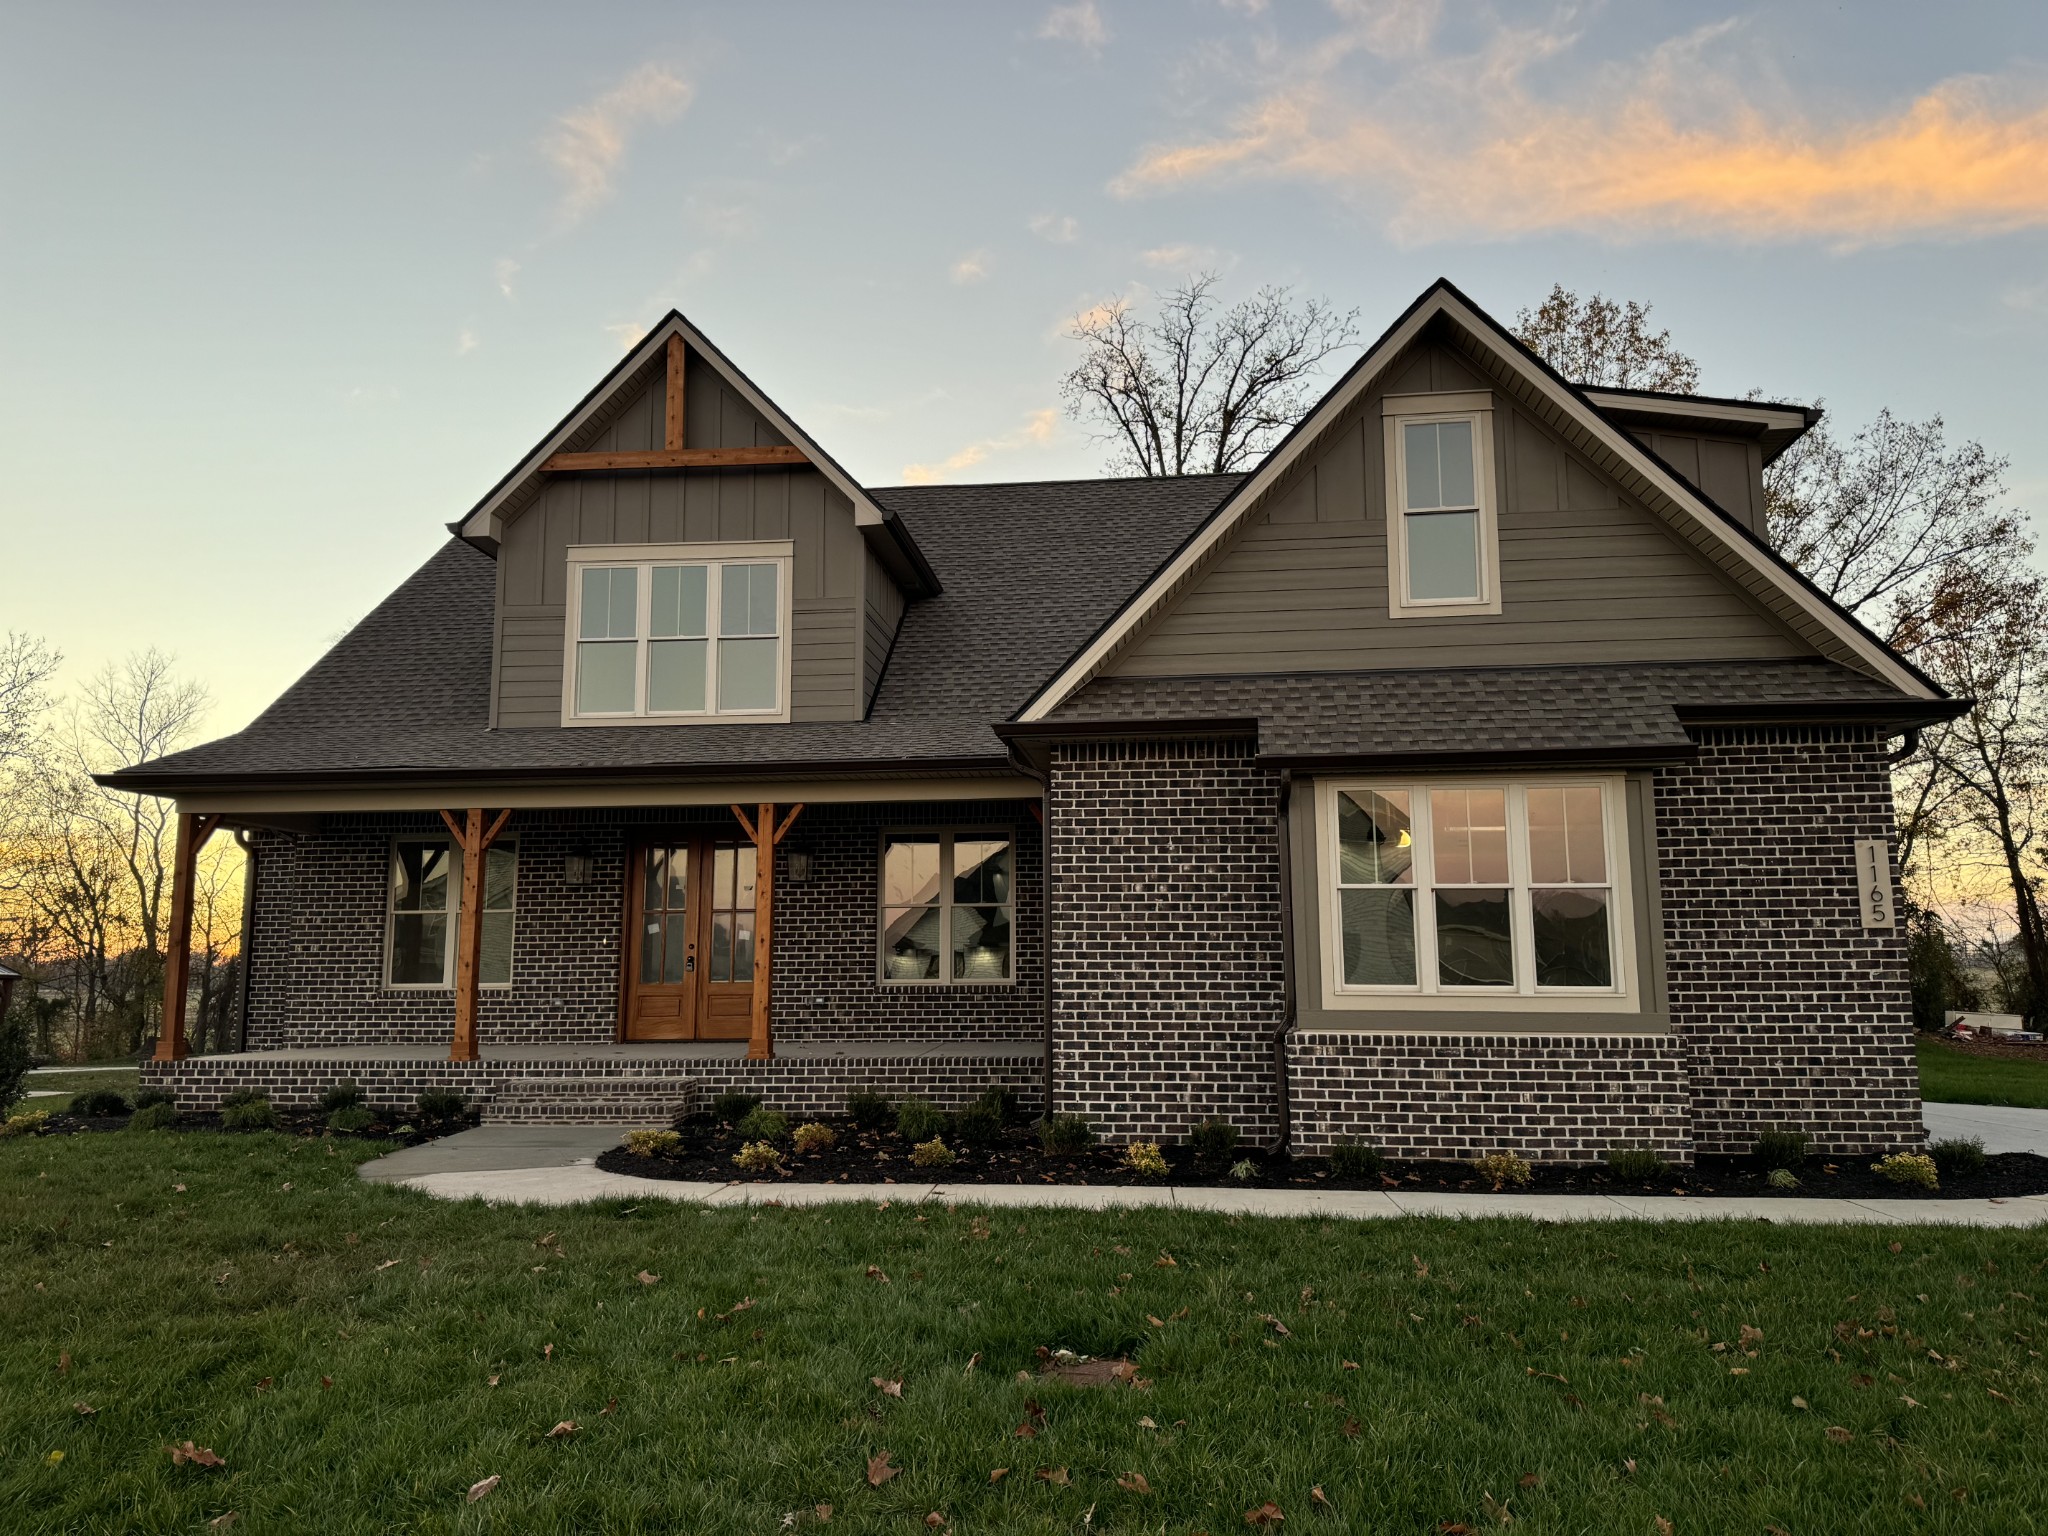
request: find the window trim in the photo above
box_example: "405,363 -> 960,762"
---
876,827 -> 1018,988
1382,391 -> 1502,619
382,835 -> 518,992
561,540 -> 795,726
1313,775 -> 1635,1014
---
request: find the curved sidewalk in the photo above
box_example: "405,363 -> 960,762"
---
360,1124 -> 2048,1226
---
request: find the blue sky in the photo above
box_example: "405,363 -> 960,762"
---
4,1 -> 2046,735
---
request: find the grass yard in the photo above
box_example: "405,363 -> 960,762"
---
1917,1037 -> 2048,1110
4,1135 -> 2044,1535
19,1067 -> 142,1104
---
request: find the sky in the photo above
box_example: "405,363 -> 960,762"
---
4,0 -> 2047,739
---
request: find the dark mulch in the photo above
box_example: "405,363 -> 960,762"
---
1933,1031 -> 2048,1064
22,1106 -> 477,1146
594,1112 -> 2048,1200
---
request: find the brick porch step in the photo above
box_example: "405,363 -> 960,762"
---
482,1076 -> 699,1126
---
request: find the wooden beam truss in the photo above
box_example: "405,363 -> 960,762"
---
730,802 -> 804,1061
155,812 -> 225,1062
440,808 -> 514,1063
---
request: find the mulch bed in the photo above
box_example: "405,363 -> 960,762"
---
594,1113 -> 2048,1200
18,1106 -> 477,1147
1930,1031 -> 2048,1064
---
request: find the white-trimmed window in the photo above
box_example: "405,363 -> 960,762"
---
386,837 -> 517,989
1383,392 -> 1500,618
563,542 -> 793,724
1319,777 -> 1632,1012
879,831 -> 1014,984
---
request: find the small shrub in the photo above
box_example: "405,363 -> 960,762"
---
975,1085 -> 1019,1123
954,1100 -> 1003,1147
712,1090 -> 763,1124
846,1089 -> 892,1130
1328,1140 -> 1383,1179
1929,1137 -> 1986,1179
895,1096 -> 948,1144
1604,1147 -> 1665,1181
733,1140 -> 783,1174
319,1080 -> 364,1113
623,1127 -> 683,1157
1472,1151 -> 1533,1190
128,1102 -> 178,1132
219,1092 -> 276,1131
736,1107 -> 788,1142
792,1121 -> 836,1154
70,1089 -> 131,1117
134,1088 -> 173,1111
1752,1126 -> 1810,1170
0,1014 -> 29,1115
1038,1113 -> 1095,1154
326,1104 -> 376,1133
1190,1118 -> 1239,1161
415,1091 -> 467,1124
911,1136 -> 957,1169
1229,1158 -> 1257,1182
1873,1152 -> 1939,1190
1766,1167 -> 1801,1191
1123,1141 -> 1168,1177
1,1109 -> 51,1138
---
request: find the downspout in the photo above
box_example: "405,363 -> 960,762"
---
1270,769 -> 1298,1155
1883,727 -> 1921,765
233,830 -> 257,1054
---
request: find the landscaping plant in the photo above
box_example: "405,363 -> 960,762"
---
1929,1136 -> 1987,1179
732,1140 -> 782,1173
126,1102 -> 177,1132
0,1010 -> 30,1115
952,1100 -> 1003,1147
320,1080 -> 365,1113
791,1122 -> 836,1154
1123,1141 -> 1169,1177
326,1104 -> 377,1134
1752,1125 -> 1811,1170
1873,1151 -> 1939,1189
1603,1147 -> 1665,1181
712,1090 -> 763,1124
1229,1157 -> 1257,1181
1,1108 -> 50,1138
218,1089 -> 276,1131
1190,1118 -> 1239,1161
133,1088 -> 173,1111
1038,1113 -> 1094,1154
894,1096 -> 948,1144
1766,1167 -> 1801,1190
623,1128 -> 683,1157
845,1088 -> 891,1130
415,1091 -> 467,1124
1472,1151 -> 1534,1190
1328,1140 -> 1383,1179
736,1107 -> 789,1142
911,1136 -> 956,1169
69,1089 -> 131,1118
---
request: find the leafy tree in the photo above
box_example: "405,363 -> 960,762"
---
1512,284 -> 1700,393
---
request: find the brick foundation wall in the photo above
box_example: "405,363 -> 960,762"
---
239,801 -> 1043,1051
1657,727 -> 1922,1155
141,1050 -> 1044,1118
1285,1032 -> 1693,1161
1049,737 -> 1285,1144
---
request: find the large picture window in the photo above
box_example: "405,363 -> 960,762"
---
880,831 -> 1013,984
386,838 -> 517,989
1383,394 -> 1500,619
563,542 -> 792,724
1324,778 -> 1629,1009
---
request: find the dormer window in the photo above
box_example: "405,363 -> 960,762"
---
1383,392 -> 1501,619
563,542 -> 793,724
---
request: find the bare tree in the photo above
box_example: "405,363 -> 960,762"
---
0,632 -> 61,770
1062,274 -> 1360,476
1513,285 -> 1700,393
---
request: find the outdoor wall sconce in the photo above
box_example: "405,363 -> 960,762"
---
564,850 -> 595,886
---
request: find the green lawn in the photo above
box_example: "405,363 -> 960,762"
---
1917,1036 -> 2048,1110
20,1067 -> 142,1104
4,1134 -> 2044,1534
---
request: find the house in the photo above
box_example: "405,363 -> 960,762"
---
105,279 -> 1956,1160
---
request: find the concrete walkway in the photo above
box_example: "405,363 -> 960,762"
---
358,1118 -> 2048,1227
1924,1100 -> 2048,1155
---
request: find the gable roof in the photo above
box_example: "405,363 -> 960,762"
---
452,310 -> 939,597
1579,386 -> 1819,465
1013,278 -> 1942,722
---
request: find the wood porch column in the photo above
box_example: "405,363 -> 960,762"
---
440,808 -> 512,1064
155,811 -> 223,1063
731,802 -> 803,1061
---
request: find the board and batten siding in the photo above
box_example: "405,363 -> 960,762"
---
1110,341 -> 1813,679
862,542 -> 907,712
492,356 -> 892,727
1634,430 -> 1767,537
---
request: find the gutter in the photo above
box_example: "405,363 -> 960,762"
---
1270,769 -> 1298,1154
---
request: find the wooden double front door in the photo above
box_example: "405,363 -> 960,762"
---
623,838 -> 759,1041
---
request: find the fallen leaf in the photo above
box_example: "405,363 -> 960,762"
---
281,1182 -> 292,1192
1623,1459 -> 1637,1475
964,1352 -> 981,1375
1036,1467 -> 1071,1486
44,1451 -> 63,1467
1147,1315 -> 1166,1329
1311,1485 -> 1333,1510
866,1266 -> 890,1283
254,1377 -> 272,1394
1888,1242 -> 1902,1254
1440,1526 -> 1471,1535
207,1515 -> 239,1529
989,1468 -> 1009,1483
1483,1493 -> 1511,1525
546,1421 -> 578,1439
1654,1519 -> 1673,1536
1260,1314 -> 1293,1337
867,1450 -> 899,1487
872,1377 -> 903,1398
1791,1396 -> 1808,1410
1138,1416 -> 1159,1430
924,1515 -> 945,1528
1155,1253 -> 1177,1267
72,1402 -> 96,1416
1342,1417 -> 1360,1439
601,1397 -> 617,1416
1342,1360 -> 1360,1371
467,1475 -> 500,1503
637,1271 -> 660,1285
815,1503 -> 832,1522
543,1343 -> 554,1361
1518,1473 -> 1540,1489
1767,1526 -> 1791,1536
1245,1502 -> 1285,1526
1988,1389 -> 2017,1405
57,1352 -> 70,1375
168,1441 -> 225,1468
1526,1370 -> 1568,1385
1118,1472 -> 1153,1493
1825,1426 -> 1854,1444
320,1376 -> 332,1390
1014,1421 -> 1039,1439
1851,1372 -> 1874,1388
488,1374 -> 501,1387
1900,1395 -> 1922,1408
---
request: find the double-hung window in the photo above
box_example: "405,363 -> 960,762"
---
386,837 -> 518,988
880,831 -> 1014,983
564,542 -> 792,723
1323,778 -> 1631,1010
1383,393 -> 1500,618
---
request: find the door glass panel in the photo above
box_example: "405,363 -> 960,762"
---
638,845 -> 688,987
709,842 -> 755,983
662,913 -> 690,984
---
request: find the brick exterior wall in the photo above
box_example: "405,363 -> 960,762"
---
238,800 -> 1042,1052
140,1049 -> 1044,1119
1658,727 -> 1922,1155
1048,738 -> 1286,1144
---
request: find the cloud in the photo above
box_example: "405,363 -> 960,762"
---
1030,213 -> 1081,243
1039,1 -> 1108,53
455,329 -> 481,356
950,249 -> 991,284
1111,21 -> 2048,247
494,257 -> 520,298
544,64 -> 693,226
1139,242 -> 1228,271
901,408 -> 1058,484
602,321 -> 649,351
1326,0 -> 1441,60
